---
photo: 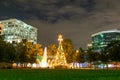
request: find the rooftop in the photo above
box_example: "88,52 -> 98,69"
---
91,29 -> 120,37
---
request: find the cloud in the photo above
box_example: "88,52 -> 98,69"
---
0,0 -> 95,22
21,0 -> 120,49
1,0 -> 120,49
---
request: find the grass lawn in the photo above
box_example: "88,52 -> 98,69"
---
0,69 -> 120,80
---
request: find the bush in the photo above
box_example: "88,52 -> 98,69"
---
0,62 -> 12,69
54,65 -> 67,69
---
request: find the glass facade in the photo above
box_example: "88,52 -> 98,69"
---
91,29 -> 120,51
0,19 -> 37,43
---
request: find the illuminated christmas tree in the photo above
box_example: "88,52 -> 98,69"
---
54,35 -> 67,67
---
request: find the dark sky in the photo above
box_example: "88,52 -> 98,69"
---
0,0 -> 120,49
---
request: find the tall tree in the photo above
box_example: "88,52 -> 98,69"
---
0,39 -> 16,63
87,49 -> 100,65
34,43 -> 43,63
62,39 -> 74,63
15,40 -> 28,63
47,44 -> 57,56
5,42 -> 16,62
104,40 -> 120,69
72,50 -> 84,63
100,50 -> 110,69
0,39 -> 6,62
15,39 -> 43,63
79,47 -> 85,62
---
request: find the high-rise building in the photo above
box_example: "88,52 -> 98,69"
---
0,19 -> 37,43
91,29 -> 120,51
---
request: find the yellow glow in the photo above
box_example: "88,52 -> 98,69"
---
40,47 -> 48,68
32,63 -> 37,68
58,34 -> 63,41
40,62 -> 48,68
59,34 -> 62,38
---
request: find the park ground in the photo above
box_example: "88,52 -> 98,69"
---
0,69 -> 120,80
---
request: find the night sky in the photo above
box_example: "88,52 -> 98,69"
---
0,0 -> 120,49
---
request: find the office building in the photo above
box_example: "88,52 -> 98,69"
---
91,29 -> 120,51
0,19 -> 37,43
